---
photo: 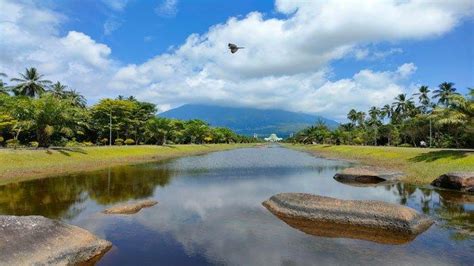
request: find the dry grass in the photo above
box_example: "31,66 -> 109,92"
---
285,144 -> 474,185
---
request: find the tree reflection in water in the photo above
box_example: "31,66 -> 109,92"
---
0,164 -> 173,219
385,182 -> 473,241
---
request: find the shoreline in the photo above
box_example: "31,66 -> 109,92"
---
284,144 -> 474,185
0,144 -> 255,185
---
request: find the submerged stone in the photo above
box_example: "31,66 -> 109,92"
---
102,199 -> 158,214
0,215 -> 111,265
263,193 -> 433,245
431,172 -> 473,193
334,166 -> 404,186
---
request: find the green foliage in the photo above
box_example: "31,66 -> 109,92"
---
29,141 -> 39,148
6,139 -> 19,149
291,81 -> 472,148
114,138 -> 124,146
124,138 -> 135,145
0,67 -> 251,148
398,143 -> 412,148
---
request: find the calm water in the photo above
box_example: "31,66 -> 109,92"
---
0,145 -> 472,265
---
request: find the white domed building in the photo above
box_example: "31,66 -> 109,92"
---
264,133 -> 282,142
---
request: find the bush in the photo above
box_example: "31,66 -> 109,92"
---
115,138 -> 124,146
398,143 -> 412,148
124,138 -> 135,145
0,136 -> 4,143
82,141 -> 94,146
29,141 -> 39,148
100,138 -> 108,145
6,139 -> 19,149
65,139 -> 81,147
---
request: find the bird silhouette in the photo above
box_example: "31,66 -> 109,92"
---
228,43 -> 244,54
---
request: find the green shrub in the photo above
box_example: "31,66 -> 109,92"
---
124,138 -> 135,145
6,139 -> 19,149
114,138 -> 124,146
398,143 -> 412,148
29,141 -> 39,148
65,139 -> 81,147
0,136 -> 4,143
82,141 -> 94,146
100,138 -> 108,145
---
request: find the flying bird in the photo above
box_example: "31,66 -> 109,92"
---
228,43 -> 244,54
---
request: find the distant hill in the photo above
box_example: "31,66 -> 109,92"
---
159,104 -> 339,138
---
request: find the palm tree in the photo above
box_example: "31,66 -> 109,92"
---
368,106 -> 380,145
0,73 -> 9,95
414,85 -> 431,113
65,89 -> 86,108
11,67 -> 51,97
356,111 -> 366,128
380,104 -> 392,120
392,93 -> 414,120
50,81 -> 68,98
433,82 -> 459,106
347,109 -> 358,126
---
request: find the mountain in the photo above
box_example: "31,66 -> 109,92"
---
159,104 -> 339,138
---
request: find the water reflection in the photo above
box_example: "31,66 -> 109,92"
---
0,146 -> 472,265
0,165 -> 173,218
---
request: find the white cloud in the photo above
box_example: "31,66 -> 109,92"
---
155,0 -> 179,17
101,0 -> 129,11
1,0 -> 473,119
103,17 -> 122,35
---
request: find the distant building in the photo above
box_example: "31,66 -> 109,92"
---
264,133 -> 282,142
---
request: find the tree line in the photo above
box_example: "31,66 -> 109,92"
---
0,67 -> 256,148
290,83 -> 473,148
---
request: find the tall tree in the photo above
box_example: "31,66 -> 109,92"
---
65,89 -> 87,108
347,109 -> 358,126
414,85 -> 431,113
11,68 -> 51,97
50,82 -> 68,98
392,93 -> 415,121
433,82 -> 459,106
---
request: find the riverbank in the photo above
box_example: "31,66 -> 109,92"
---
285,144 -> 474,185
0,144 -> 255,184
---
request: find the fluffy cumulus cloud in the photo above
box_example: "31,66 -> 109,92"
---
1,0 -> 473,119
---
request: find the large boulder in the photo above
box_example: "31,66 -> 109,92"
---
263,193 -> 433,245
103,199 -> 158,214
0,215 -> 111,265
431,172 -> 473,193
334,166 -> 404,186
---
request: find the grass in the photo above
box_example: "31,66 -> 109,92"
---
285,144 -> 474,185
0,144 -> 255,185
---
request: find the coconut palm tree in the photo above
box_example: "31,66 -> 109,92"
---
380,104 -> 392,120
0,76 -> 8,95
11,68 -> 51,97
347,109 -> 358,126
65,89 -> 86,108
433,82 -> 459,106
414,85 -> 431,113
50,81 -> 68,98
0,73 -> 9,95
392,93 -> 414,120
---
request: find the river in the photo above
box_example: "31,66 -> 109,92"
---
0,145 -> 472,265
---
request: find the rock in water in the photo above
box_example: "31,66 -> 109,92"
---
0,215 -> 111,265
103,199 -> 158,214
334,166 -> 404,186
431,172 -> 473,193
262,193 -> 433,245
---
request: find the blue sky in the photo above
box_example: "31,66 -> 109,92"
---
1,0 -> 473,120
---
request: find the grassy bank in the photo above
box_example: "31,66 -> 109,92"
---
0,144 -> 254,184
285,144 -> 474,185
